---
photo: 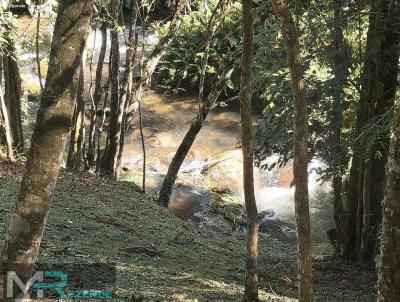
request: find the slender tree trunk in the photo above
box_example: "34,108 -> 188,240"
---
158,67 -> 233,206
101,0 -> 121,177
102,0 -> 188,177
3,44 -> 24,150
270,0 -> 313,300
198,0 -> 225,101
116,0 -> 139,169
0,0 -> 93,289
36,8 -> 44,93
241,0 -> 259,301
377,99 -> 400,301
102,0 -> 138,177
87,21 -> 107,168
67,59 -> 86,170
138,101 -> 146,192
355,163 -> 365,255
331,0 -> 348,254
0,83 -> 15,161
361,161 -> 371,256
96,79 -> 111,170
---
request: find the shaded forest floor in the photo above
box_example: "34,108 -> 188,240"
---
0,161 -> 375,301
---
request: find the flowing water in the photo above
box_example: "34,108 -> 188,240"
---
15,15 -> 335,251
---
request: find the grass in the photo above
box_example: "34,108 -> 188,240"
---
0,163 -> 375,301
0,168 -> 298,302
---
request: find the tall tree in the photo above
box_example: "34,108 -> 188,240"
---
241,0 -> 259,301
377,99 -> 400,301
342,0 -> 400,260
0,0 -> 94,288
330,0 -> 349,254
100,0 -> 122,177
270,0 -> 313,300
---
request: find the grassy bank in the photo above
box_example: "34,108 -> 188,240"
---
0,162 -> 374,301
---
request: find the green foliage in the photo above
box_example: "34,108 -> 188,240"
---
157,0 -> 242,93
253,0 -> 371,181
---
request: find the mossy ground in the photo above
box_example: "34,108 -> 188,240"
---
0,161 -> 375,301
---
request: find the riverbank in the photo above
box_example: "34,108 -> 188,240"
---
0,161 -> 375,301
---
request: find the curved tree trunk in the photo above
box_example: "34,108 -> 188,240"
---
0,0 -> 93,292
241,0 -> 259,301
270,0 -> 313,300
158,67 -> 233,206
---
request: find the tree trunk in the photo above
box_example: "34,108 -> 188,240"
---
158,67 -> 233,206
0,0 -> 93,288
342,0 -> 400,260
198,0 -> 225,101
0,82 -> 15,161
67,59 -> 86,170
361,161 -> 371,257
102,0 -> 189,177
377,99 -> 400,301
116,0 -> 139,169
87,21 -> 107,168
3,43 -> 24,150
241,0 -> 259,301
101,0 -> 121,177
270,0 -> 313,300
330,0 -> 348,254
101,0 -> 139,177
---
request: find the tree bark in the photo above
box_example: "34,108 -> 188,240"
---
3,44 -> 24,150
241,0 -> 259,301
116,0 -> 139,169
270,0 -> 313,300
158,67 -> 233,206
330,0 -> 348,254
67,59 -> 86,170
377,99 -> 400,301
101,0 -> 121,177
0,0 -> 93,288
102,0 -> 189,177
87,21 -> 107,168
342,0 -> 400,260
0,82 -> 15,161
198,0 -> 225,101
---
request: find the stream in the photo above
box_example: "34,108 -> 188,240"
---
15,14 -> 335,253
